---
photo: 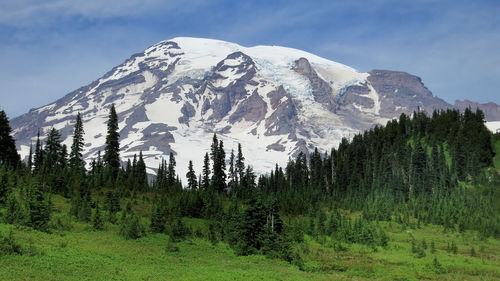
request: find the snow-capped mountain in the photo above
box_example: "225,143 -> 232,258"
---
10,37 -> 455,179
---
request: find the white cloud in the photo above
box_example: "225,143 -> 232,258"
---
0,0 -> 209,27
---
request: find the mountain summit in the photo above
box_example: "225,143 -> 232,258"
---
11,37 -> 454,177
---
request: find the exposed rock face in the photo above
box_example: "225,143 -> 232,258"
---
229,90 -> 267,124
265,86 -> 298,137
207,52 -> 258,121
293,58 -> 337,112
454,100 -> 500,121
10,37 -> 490,180
368,70 -> 451,118
338,83 -> 374,113
338,70 -> 452,120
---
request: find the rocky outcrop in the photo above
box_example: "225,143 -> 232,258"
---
265,86 -> 298,136
229,90 -> 267,123
337,84 -> 374,110
454,100 -> 500,121
367,70 -> 451,117
293,58 -> 337,112
208,52 -> 258,121
179,102 -> 196,124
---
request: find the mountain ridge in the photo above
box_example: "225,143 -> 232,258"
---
9,37 -> 498,180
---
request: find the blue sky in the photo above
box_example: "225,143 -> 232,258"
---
1,0 -> 499,118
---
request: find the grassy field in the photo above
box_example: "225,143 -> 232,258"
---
1,198 -> 499,281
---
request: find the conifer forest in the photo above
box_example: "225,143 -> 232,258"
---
0,106 -> 499,280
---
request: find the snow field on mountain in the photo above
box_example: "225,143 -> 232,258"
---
13,37 -> 398,183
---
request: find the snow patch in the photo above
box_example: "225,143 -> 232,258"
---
486,121 -> 500,133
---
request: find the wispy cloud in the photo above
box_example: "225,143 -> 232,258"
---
0,0 -> 211,27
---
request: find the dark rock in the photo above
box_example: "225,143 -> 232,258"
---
454,99 -> 500,121
266,142 -> 286,152
179,102 -> 196,124
265,87 -> 299,136
229,90 -> 267,123
208,52 -> 257,121
293,58 -> 337,112
367,70 -> 451,117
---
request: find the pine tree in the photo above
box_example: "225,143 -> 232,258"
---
242,165 -> 256,192
229,149 -> 235,187
69,113 -> 85,174
233,197 -> 268,255
202,152 -> 210,189
410,141 -> 426,196
154,159 -> 166,189
236,143 -> 245,185
104,191 -> 121,214
78,191 -> 92,223
92,151 -> 104,187
210,134 -> 219,190
210,135 -> 226,193
41,128 -> 68,194
119,212 -> 145,239
103,104 -> 120,181
186,160 -> 197,189
136,151 -> 147,190
33,129 -> 43,172
150,203 -> 165,233
27,142 -> 33,172
43,128 -> 63,172
310,147 -> 323,190
27,182 -> 51,231
92,204 -> 104,230
61,144 -> 68,169
0,110 -> 20,167
217,140 -> 226,192
167,152 -> 176,187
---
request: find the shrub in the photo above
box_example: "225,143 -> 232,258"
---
0,230 -> 23,255
119,212 -> 145,239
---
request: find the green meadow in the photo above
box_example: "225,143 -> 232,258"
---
1,194 -> 499,281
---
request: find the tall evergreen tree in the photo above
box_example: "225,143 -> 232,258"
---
104,104 -> 120,181
0,110 -> 20,167
136,151 -> 147,190
236,143 -> 245,185
202,152 -> 210,189
218,140 -> 226,190
43,128 -> 64,172
229,149 -> 235,187
150,202 -> 166,233
211,136 -> 226,193
27,182 -> 51,231
167,152 -> 176,187
233,197 -> 268,255
69,113 -> 85,173
27,142 -> 33,172
92,203 -> 104,230
410,141 -> 427,196
33,129 -> 43,173
186,160 -> 197,189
